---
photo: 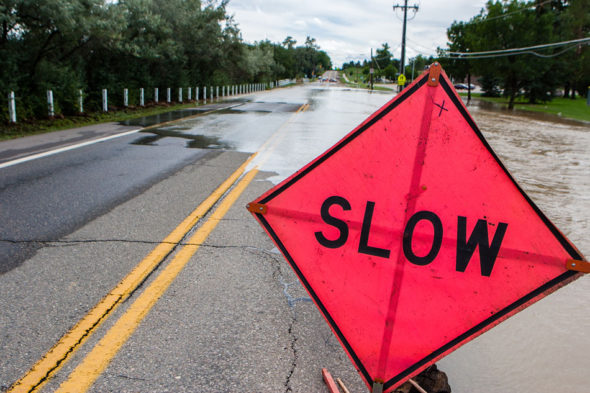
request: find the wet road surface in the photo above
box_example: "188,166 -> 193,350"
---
0,100 -> 293,274
0,83 -> 588,393
0,135 -> 210,273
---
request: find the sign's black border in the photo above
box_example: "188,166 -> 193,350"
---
254,72 -> 582,390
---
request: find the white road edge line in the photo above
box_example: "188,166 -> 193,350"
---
0,129 -> 142,170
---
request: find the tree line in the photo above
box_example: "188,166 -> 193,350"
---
341,0 -> 587,107
0,0 -> 331,122
342,44 -> 434,84
440,0 -> 589,108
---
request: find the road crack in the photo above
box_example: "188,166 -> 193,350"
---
246,247 -> 311,393
0,238 -> 262,249
285,317 -> 298,393
113,373 -> 148,382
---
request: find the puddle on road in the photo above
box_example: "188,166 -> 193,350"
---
131,128 -> 233,149
126,100 -> 305,151
122,109 -> 204,127
120,100 -> 249,127
229,101 -> 303,113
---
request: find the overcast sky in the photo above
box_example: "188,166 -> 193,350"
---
225,0 -> 489,67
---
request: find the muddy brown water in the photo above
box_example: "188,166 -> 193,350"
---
437,101 -> 590,393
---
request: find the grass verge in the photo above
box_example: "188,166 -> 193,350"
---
0,101 -> 205,141
344,83 -> 395,92
341,78 -> 395,92
460,93 -> 590,123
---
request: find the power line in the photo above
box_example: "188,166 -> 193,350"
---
443,37 -> 590,58
466,0 -> 553,24
522,44 -> 582,58
442,44 -> 583,59
406,36 -> 438,53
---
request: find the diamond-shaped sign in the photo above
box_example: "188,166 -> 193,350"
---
247,64 -> 585,392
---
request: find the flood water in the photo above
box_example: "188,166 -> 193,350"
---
436,101 -> 590,393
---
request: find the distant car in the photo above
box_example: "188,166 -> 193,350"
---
454,83 -> 476,90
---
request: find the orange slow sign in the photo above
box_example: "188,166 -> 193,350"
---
247,64 -> 586,392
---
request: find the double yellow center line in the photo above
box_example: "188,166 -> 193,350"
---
9,155 -> 256,393
9,101 -> 308,393
56,167 -> 259,392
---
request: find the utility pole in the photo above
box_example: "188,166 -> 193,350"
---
393,0 -> 418,91
370,48 -> 374,91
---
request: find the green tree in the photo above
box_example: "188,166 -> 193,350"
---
444,0 -> 563,108
304,35 -> 319,49
282,36 -> 296,49
292,36 -> 330,77
1,0 -> 117,115
406,54 -> 434,80
439,22 -> 474,83
245,41 -> 278,82
558,0 -> 590,98
375,43 -> 393,70
274,43 -> 295,78
0,0 -> 333,125
383,63 -> 398,81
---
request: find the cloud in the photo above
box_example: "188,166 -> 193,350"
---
226,0 -> 488,66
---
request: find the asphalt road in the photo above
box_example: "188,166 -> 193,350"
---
0,85 -> 393,393
1,82 -> 588,393
0,128 -> 211,273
